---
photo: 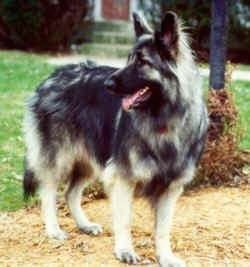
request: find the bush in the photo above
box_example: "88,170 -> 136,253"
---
195,64 -> 249,186
0,0 -> 91,52
139,0 -> 250,63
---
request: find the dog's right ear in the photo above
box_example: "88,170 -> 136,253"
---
133,12 -> 152,39
160,12 -> 179,50
155,11 -> 180,59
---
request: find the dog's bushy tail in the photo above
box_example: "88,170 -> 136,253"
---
23,165 -> 38,201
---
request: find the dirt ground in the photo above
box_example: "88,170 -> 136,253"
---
0,186 -> 250,267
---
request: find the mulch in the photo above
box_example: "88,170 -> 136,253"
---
0,185 -> 250,267
196,83 -> 250,186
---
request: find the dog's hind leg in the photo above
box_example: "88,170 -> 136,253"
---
40,177 -> 68,240
66,177 -> 102,235
109,177 -> 139,264
155,181 -> 185,267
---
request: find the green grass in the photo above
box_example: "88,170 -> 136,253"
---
0,50 -> 54,211
236,64 -> 250,71
0,50 -> 249,211
199,63 -> 250,72
78,43 -> 131,58
230,80 -> 250,149
202,77 -> 250,149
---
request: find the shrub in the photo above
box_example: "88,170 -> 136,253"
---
0,0 -> 91,52
195,64 -> 249,186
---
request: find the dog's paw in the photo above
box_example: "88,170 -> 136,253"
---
47,229 -> 68,240
115,248 -> 140,265
79,222 -> 103,236
159,254 -> 185,267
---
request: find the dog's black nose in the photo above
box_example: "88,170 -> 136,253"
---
104,79 -> 116,92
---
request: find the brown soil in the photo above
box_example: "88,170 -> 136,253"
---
0,186 -> 250,267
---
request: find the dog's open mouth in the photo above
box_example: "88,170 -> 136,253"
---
122,86 -> 152,111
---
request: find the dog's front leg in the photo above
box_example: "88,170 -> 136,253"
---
110,177 -> 139,264
155,181 -> 185,267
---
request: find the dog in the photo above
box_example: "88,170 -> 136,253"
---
23,12 -> 208,267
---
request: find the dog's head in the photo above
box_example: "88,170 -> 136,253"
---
104,12 -> 185,112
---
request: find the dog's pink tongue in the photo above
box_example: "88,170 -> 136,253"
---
122,91 -> 140,111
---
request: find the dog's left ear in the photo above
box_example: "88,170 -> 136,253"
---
156,11 -> 179,57
133,12 -> 152,39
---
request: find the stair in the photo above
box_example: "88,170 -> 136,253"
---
92,20 -> 133,33
78,43 -> 131,58
91,31 -> 133,44
72,20 -> 134,58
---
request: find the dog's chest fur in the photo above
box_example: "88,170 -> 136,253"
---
121,113 -> 182,183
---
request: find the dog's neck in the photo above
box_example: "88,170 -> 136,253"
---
156,124 -> 168,134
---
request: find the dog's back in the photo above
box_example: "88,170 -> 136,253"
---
23,62 -> 120,195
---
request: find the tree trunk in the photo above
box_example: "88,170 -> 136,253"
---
209,0 -> 228,90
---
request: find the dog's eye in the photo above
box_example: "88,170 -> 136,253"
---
136,51 -> 146,66
137,56 -> 154,69
136,57 -> 144,67
136,51 -> 144,60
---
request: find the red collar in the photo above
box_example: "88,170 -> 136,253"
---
157,125 -> 168,134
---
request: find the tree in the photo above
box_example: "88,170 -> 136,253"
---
209,0 -> 228,89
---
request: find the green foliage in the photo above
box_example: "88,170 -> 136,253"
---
1,0 -> 42,43
228,1 -> 250,53
139,0 -> 210,39
139,0 -> 250,63
0,1 -> 90,51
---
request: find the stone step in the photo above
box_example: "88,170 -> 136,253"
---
76,43 -> 132,58
93,20 -> 133,33
72,21 -> 134,45
92,31 -> 133,44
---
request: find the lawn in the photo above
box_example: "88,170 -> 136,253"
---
0,51 -> 54,211
236,64 -> 250,71
0,50 -> 249,211
198,63 -> 250,71
230,80 -> 250,149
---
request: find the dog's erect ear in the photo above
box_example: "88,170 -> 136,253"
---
156,11 -> 179,57
161,11 -> 179,48
133,12 -> 152,39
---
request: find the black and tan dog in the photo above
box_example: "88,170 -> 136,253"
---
23,12 -> 208,267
